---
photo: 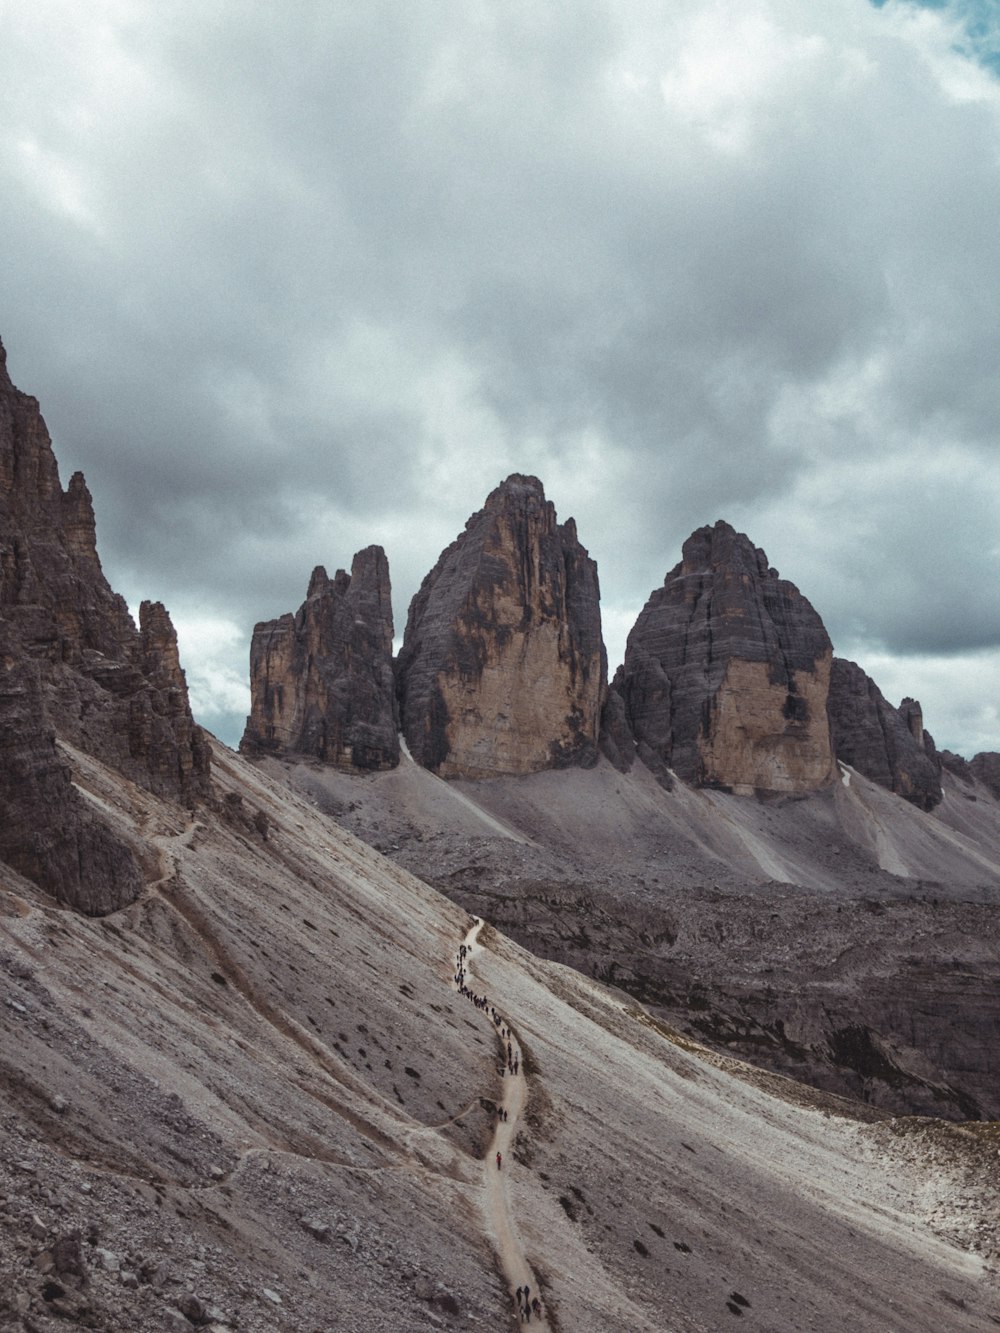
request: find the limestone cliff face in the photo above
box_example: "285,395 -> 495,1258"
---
619,521 -> 836,794
241,548 -> 398,770
827,659 -> 942,810
0,335 -> 209,913
397,475 -> 605,778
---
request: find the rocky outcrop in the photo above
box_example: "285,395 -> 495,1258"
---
827,659 -> 942,811
0,619 -> 143,914
597,669 -> 636,775
969,752 -> 1000,800
0,334 -> 208,912
241,548 -> 398,770
396,475 -> 605,778
618,521 -> 836,794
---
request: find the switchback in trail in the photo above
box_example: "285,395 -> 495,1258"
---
453,919 -> 552,1330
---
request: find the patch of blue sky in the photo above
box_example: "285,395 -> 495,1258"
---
870,0 -> 1000,75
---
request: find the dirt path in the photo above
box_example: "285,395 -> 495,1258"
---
454,919 -> 551,1330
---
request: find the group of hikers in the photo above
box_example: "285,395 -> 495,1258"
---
452,930 -> 546,1326
454,942 -> 521,1078
516,1285 -> 544,1323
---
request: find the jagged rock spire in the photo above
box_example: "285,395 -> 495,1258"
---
396,474 -> 606,778
241,546 -> 399,770
0,335 -> 209,913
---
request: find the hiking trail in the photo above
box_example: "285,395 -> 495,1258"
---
455,919 -> 552,1329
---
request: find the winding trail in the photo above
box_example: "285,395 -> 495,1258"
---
455,919 -> 552,1330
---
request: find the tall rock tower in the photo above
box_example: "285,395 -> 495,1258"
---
396,475 -> 606,778
241,547 -> 399,771
0,335 -> 209,913
617,520 -> 836,794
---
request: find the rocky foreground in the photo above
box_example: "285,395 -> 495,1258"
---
2,740 -> 999,1332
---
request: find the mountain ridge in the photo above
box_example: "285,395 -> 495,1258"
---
2,334 -> 1000,1332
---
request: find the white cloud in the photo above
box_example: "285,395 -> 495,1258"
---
3,0 -> 1000,755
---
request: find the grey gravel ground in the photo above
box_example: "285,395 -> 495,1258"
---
1,739 -> 998,1331
281,750 -> 1000,1120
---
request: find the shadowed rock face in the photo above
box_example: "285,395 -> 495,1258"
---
397,475 -> 606,778
969,752 -> 1000,799
0,619 -> 143,914
241,548 -> 398,770
619,520 -> 837,794
827,659 -> 942,811
0,335 -> 208,912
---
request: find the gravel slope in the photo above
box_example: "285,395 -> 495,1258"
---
1,739 -> 997,1331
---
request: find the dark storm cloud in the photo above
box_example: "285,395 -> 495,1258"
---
3,0 -> 1000,753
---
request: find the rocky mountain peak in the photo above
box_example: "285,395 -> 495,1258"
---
678,518 -> 778,580
614,519 -> 836,794
0,337 -> 209,913
396,475 -> 605,777
241,544 -> 398,770
61,470 -> 100,561
486,471 -> 544,500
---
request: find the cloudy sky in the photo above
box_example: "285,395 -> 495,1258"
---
3,0 -> 1000,755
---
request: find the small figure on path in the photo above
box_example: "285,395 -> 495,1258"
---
516,1285 -> 523,1307
496,1151 -> 502,1170
532,1297 -> 542,1319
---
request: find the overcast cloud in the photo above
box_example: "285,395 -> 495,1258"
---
2,0 -> 999,755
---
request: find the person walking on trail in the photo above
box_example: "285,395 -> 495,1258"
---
496,1151 -> 502,1170
532,1297 -> 542,1319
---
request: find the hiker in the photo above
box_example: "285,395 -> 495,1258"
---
516,1285 -> 523,1306
496,1151 -> 502,1170
532,1297 -> 541,1319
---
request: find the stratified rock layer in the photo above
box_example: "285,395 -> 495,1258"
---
619,520 -> 837,794
0,335 -> 208,912
827,659 -> 942,811
241,549 -> 398,770
397,475 -> 605,778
